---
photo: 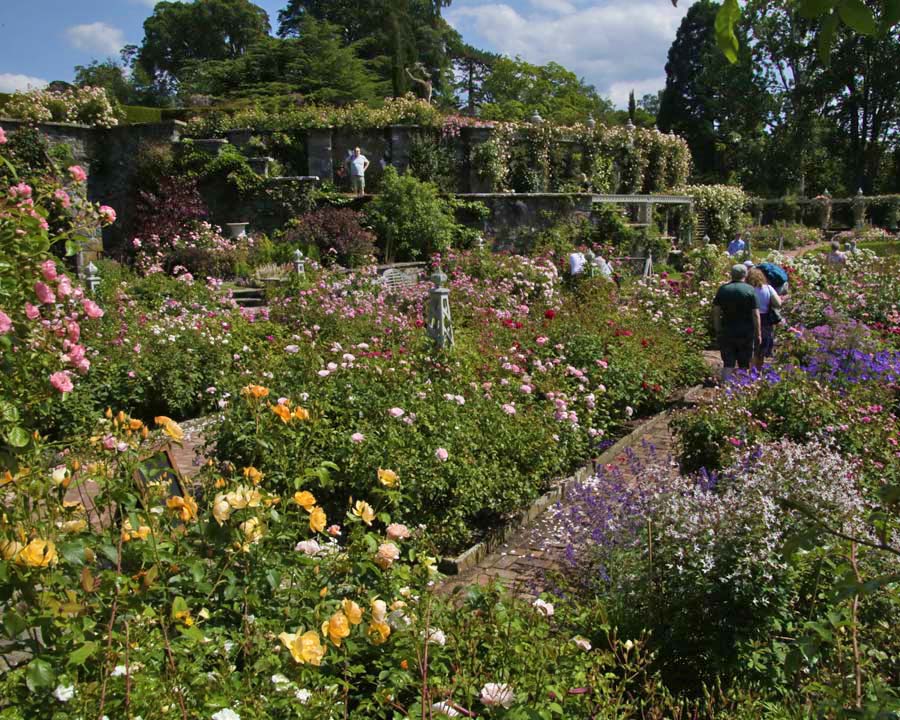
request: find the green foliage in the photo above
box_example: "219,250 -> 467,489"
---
479,56 -> 614,124
406,131 -> 459,192
176,140 -> 263,201
137,0 -> 271,82
123,105 -> 163,124
179,17 -> 386,103
365,166 -> 459,261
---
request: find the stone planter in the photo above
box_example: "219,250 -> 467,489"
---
225,222 -> 249,239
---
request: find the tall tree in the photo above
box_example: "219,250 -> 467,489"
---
746,0 -> 900,193
137,0 -> 270,87
658,0 -> 770,183
277,0 -> 458,99
628,90 -> 637,122
179,17 -> 385,103
450,43 -> 497,114
479,56 -> 614,124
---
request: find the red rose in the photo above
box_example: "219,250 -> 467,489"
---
544,309 -> 556,319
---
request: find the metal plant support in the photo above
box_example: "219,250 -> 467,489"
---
86,262 -> 100,295
426,268 -> 454,350
293,249 -> 306,276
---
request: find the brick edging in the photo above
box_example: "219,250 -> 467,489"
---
438,405 -> 685,575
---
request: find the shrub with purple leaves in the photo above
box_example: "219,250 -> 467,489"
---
283,208 -> 377,268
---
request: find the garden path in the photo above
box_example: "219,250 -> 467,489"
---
440,350 -> 722,599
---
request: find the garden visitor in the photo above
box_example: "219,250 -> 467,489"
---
746,267 -> 782,368
592,253 -> 613,279
826,240 -> 847,267
712,264 -> 761,382
568,251 -> 586,276
756,261 -> 790,296
727,234 -> 746,257
348,147 -> 369,196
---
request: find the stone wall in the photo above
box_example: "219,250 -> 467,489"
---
1,120 -> 593,253
466,193 -> 594,252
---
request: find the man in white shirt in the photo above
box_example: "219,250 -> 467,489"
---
348,147 -> 369,196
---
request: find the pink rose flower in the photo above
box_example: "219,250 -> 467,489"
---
0,310 -> 11,334
435,447 -> 449,462
56,275 -> 72,298
68,165 -> 87,183
50,371 -> 74,393
388,407 -> 405,418
98,205 -> 116,225
9,182 -> 32,199
0,127 -> 6,145
24,303 -> 40,320
41,260 -> 58,282
66,321 -> 80,343
82,299 -> 104,319
351,432 -> 365,443
386,523 -> 410,541
34,282 -> 56,305
53,189 -> 71,208
327,524 -> 342,537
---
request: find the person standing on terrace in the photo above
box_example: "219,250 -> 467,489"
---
712,264 -> 761,382
348,147 -> 369,196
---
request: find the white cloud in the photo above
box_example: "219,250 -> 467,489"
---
447,0 -> 695,107
528,0 -> 576,13
66,22 -> 125,56
608,75 -> 667,107
0,73 -> 48,93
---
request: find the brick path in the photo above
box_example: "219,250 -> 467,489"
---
441,350 -> 723,598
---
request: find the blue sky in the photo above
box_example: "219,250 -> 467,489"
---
0,0 -> 693,107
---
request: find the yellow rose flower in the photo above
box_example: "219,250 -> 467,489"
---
239,517 -> 263,545
241,384 -> 270,400
133,525 -> 151,541
243,466 -> 263,485
293,490 -> 316,512
270,403 -> 292,424
166,495 -> 198,523
352,500 -> 375,526
367,620 -> 391,645
279,630 -> 326,666
17,538 -> 58,568
129,419 -> 144,431
342,599 -> 363,625
309,506 -> 327,533
154,416 -> 185,442
293,406 -> 310,421
371,598 -> 387,623
227,485 -> 261,509
0,538 -> 23,561
59,519 -> 87,534
322,611 -> 351,647
174,609 -> 193,627
212,494 -> 232,526
377,468 -> 398,488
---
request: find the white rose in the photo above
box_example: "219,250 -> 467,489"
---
480,683 -> 514,708
53,685 -> 75,702
211,710 -> 241,720
532,598 -> 554,617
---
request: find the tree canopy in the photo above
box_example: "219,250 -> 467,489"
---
136,0 -> 271,87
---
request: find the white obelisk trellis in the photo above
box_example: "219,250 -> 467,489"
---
426,268 -> 454,350
293,249 -> 306,276
86,262 -> 100,294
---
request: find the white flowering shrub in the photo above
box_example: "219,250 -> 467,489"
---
678,184 -> 748,243
5,87 -> 120,128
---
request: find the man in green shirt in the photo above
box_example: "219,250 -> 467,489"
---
712,264 -> 761,382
